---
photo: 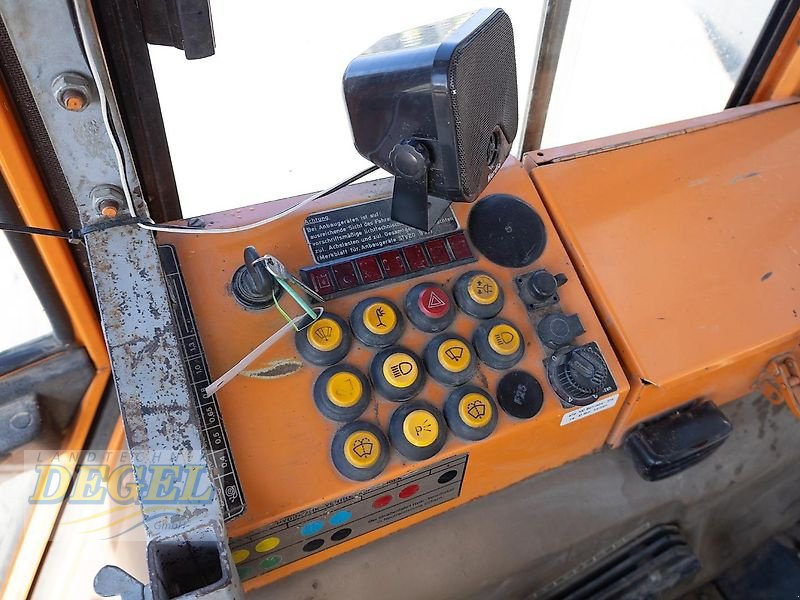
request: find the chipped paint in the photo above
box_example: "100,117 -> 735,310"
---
244,359 -> 303,379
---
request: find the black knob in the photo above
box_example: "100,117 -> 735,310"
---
536,312 -> 585,350
390,142 -> 428,180
565,346 -> 609,394
231,246 -> 279,309
529,270 -> 558,300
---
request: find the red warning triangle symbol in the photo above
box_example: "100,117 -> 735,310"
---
427,290 -> 446,309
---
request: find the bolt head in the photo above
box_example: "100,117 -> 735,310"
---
52,73 -> 92,112
90,185 -> 125,218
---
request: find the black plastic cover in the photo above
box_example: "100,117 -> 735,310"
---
625,400 -> 733,481
343,8 -> 517,203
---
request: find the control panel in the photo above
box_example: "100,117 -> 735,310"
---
158,158 -> 630,590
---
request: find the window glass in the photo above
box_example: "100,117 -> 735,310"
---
0,234 -> 51,352
148,1 -> 545,218
541,0 -> 774,148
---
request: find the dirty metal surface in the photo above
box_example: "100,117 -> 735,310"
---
0,1 -> 239,597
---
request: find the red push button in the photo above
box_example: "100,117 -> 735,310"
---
424,239 -> 450,266
447,232 -> 473,261
355,256 -> 383,284
378,250 -> 407,278
403,244 -> 429,272
332,262 -> 358,289
308,268 -> 336,296
418,285 -> 450,318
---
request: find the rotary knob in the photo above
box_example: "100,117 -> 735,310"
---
547,344 -> 614,407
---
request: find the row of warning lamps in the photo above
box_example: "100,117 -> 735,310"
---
304,232 -> 474,296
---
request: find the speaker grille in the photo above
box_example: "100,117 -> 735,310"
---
448,11 -> 518,199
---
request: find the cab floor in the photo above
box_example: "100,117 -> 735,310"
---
256,392 -> 800,599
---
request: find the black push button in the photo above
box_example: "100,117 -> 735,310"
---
453,270 -> 504,319
423,333 -> 477,387
444,385 -> 498,441
313,365 -> 371,422
496,371 -> 544,419
350,297 -> 404,347
369,346 -> 426,401
331,420 -> 390,481
404,282 -> 455,333
295,313 -> 351,366
472,318 -> 525,370
389,401 -> 447,461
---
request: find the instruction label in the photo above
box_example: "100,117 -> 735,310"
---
303,197 -> 458,263
560,394 -> 619,426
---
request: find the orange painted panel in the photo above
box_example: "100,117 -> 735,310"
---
159,159 -> 629,589
531,102 -> 800,445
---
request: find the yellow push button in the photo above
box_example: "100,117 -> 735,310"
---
363,301 -> 398,335
232,549 -> 250,564
458,393 -> 493,428
467,273 -> 500,305
382,352 -> 419,388
343,430 -> 381,468
488,323 -> 520,356
402,409 -> 440,447
306,317 -> 342,352
326,372 -> 363,408
437,338 -> 472,373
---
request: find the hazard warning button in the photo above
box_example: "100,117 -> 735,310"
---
404,283 -> 455,333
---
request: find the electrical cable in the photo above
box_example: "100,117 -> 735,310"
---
72,0 -> 380,237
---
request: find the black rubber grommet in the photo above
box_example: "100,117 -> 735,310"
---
331,421 -> 390,481
453,271 -> 504,319
444,385 -> 498,441
350,297 -> 405,347
472,318 -> 525,370
404,283 -> 456,333
369,346 -> 426,401
423,333 -> 477,387
388,401 -> 447,461
313,365 -> 371,422
295,313 -> 351,366
496,371 -> 544,419
468,194 -> 547,267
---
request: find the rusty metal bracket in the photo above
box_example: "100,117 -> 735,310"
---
0,1 -> 240,598
756,351 -> 800,419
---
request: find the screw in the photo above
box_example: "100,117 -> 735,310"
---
91,185 -> 125,218
52,73 -> 92,112
186,217 -> 206,228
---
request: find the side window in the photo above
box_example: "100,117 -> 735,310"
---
528,0 -> 775,149
147,2 -> 546,217
0,234 -> 52,354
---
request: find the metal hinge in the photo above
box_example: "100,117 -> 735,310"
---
756,352 -> 800,419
